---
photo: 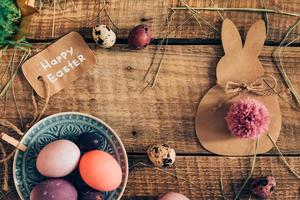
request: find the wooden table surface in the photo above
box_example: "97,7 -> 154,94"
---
0,0 -> 300,199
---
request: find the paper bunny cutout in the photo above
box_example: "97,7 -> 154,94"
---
195,19 -> 282,156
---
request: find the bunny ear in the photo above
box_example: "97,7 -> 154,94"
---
244,20 -> 266,57
221,19 -> 242,54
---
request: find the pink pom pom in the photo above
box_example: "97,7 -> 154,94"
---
225,98 -> 270,139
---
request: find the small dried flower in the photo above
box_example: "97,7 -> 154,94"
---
225,98 -> 270,139
251,176 -> 276,199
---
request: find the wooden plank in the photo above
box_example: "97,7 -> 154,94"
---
125,155 -> 300,199
26,0 -> 300,43
1,155 -> 299,199
0,44 -> 300,154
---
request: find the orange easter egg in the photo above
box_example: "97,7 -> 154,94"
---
79,150 -> 122,191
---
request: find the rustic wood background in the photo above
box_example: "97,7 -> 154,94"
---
0,0 -> 300,199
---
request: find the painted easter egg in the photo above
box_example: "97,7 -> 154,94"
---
30,179 -> 77,200
92,25 -> 116,48
159,192 -> 189,200
128,24 -> 152,49
79,150 -> 122,191
147,144 -> 176,167
36,140 -> 81,177
77,132 -> 103,152
251,176 -> 276,199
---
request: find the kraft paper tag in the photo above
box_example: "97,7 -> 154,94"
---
22,32 -> 96,97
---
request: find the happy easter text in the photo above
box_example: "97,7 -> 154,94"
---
40,47 -> 86,83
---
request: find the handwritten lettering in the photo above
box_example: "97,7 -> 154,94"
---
45,54 -> 86,83
40,46 -> 73,71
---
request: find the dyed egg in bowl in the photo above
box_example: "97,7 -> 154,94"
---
13,112 -> 128,200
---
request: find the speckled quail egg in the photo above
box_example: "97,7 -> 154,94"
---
147,144 -> 176,167
92,25 -> 116,48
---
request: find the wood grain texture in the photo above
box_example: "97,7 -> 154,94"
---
0,155 -> 299,199
124,155 -> 300,200
26,0 -> 300,43
0,44 -> 299,154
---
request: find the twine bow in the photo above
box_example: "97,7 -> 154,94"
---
212,75 -> 278,112
225,75 -> 278,96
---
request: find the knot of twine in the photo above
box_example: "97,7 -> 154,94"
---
225,75 -> 278,96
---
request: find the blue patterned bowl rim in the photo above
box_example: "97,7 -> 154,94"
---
13,112 -> 129,200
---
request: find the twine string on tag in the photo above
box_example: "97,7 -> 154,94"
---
25,77 -> 50,129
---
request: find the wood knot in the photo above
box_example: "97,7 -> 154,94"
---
126,65 -> 134,71
140,17 -> 153,22
131,131 -> 137,136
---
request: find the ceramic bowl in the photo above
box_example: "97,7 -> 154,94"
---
13,112 -> 128,200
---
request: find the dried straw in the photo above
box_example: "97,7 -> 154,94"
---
0,80 -> 50,192
170,7 -> 300,18
179,0 -> 220,33
260,0 -> 269,34
233,139 -> 259,200
273,19 -> 300,106
51,0 -> 56,37
142,0 -> 221,92
149,11 -> 175,88
210,0 -> 224,20
0,49 -> 31,99
8,48 -> 24,128
219,177 -> 227,200
130,162 -> 214,196
0,143 -> 9,192
267,133 -> 300,179
102,0 -> 119,29
141,11 -> 177,92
